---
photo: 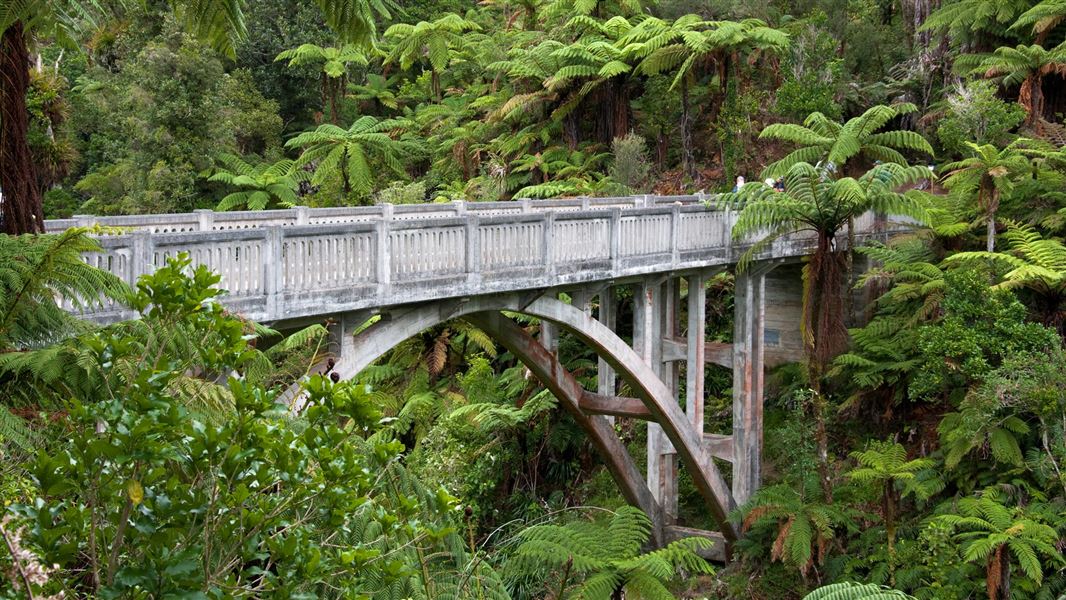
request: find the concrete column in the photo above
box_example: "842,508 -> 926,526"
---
635,278 -> 678,524
295,205 -> 310,226
597,286 -> 618,404
732,265 -> 771,506
263,226 -> 283,318
686,273 -> 707,433
329,311 -> 368,365
658,278 -> 681,524
541,293 -> 559,356
375,204 -> 393,298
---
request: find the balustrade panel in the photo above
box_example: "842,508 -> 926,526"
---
620,213 -> 671,256
679,211 -> 730,251
282,232 -> 375,292
554,217 -> 609,263
390,226 -> 466,278
153,239 -> 264,297
478,222 -> 544,270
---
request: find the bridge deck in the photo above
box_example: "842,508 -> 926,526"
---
49,195 -> 880,323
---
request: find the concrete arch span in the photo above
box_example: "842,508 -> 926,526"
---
331,293 -> 739,543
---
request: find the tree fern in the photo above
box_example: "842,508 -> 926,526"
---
934,494 -> 1063,598
505,506 -> 713,599
0,228 -> 129,351
942,220 -> 1066,327
286,116 -> 411,198
207,155 -> 305,211
760,104 -> 932,178
0,404 -> 42,454
803,581 -> 916,600
1011,0 -> 1066,41
739,483 -> 854,577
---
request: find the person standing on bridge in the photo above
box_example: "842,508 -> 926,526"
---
732,176 -> 745,192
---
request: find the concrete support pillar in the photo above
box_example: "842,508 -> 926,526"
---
686,273 -> 706,433
659,278 -> 681,524
635,278 -> 679,525
541,293 -> 559,356
329,311 -> 368,365
732,265 -> 773,506
597,287 -> 618,407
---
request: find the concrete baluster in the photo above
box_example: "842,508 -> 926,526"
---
670,204 -> 681,267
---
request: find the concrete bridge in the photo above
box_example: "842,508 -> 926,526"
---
51,194 -> 891,557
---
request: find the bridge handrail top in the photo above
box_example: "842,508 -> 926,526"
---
45,193 -> 724,232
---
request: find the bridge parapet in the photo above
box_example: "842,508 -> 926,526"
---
45,194 -> 710,234
50,195 -> 890,324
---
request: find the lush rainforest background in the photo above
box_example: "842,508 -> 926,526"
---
3,0 -> 1066,598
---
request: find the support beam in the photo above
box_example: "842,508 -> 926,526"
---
659,278 -> 680,524
705,342 -> 733,368
661,336 -> 686,362
634,279 -> 671,522
579,391 -> 652,419
541,292 -> 560,356
703,433 -> 734,463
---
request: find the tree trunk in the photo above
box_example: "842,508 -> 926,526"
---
320,73 -> 330,123
656,125 -> 667,171
987,186 -> 999,253
0,22 -> 44,235
885,482 -> 898,586
680,79 -> 694,180
981,176 -> 998,252
341,149 -> 352,199
329,78 -> 340,125
611,79 -> 629,139
718,52 -> 731,93
431,69 -> 441,102
804,234 -> 849,505
563,113 -> 579,150
1030,75 -> 1044,125
986,210 -> 996,252
811,391 -> 833,504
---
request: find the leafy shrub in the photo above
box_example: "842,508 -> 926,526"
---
376,180 -> 428,204
936,81 -> 1025,158
608,133 -> 652,193
0,256 -> 505,599
775,73 -> 842,123
912,269 -> 1059,402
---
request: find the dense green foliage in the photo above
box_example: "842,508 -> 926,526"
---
5,0 -> 1066,598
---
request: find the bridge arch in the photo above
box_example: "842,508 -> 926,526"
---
331,293 -> 739,543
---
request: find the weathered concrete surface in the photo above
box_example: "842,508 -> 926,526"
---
59,195 -> 885,325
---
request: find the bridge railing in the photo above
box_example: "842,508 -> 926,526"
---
48,195 -> 899,323
45,195 -> 711,234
